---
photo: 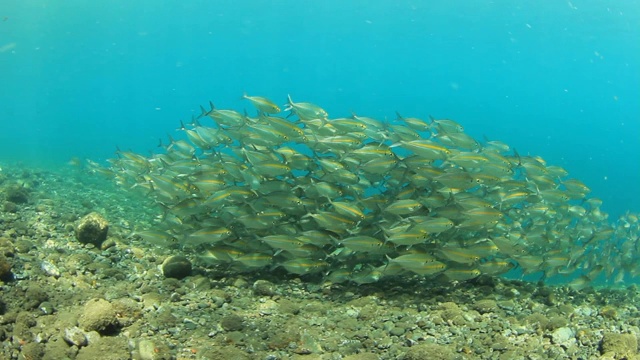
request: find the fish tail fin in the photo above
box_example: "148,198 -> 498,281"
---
284,94 -> 294,112
513,148 -> 522,166
199,105 -> 209,118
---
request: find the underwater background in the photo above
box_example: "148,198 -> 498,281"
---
3,2 -> 640,359
1,1 -> 638,219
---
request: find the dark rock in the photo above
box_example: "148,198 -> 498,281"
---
2,201 -> 17,213
5,184 -> 29,204
0,254 -> 12,280
161,255 -> 192,279
76,212 -> 109,246
221,314 -> 244,331
24,285 -> 48,309
0,237 -> 14,257
253,280 -> 275,296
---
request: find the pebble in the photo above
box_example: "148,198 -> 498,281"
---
551,326 -> 576,346
138,339 -> 157,360
40,260 -> 60,278
38,301 -> 55,315
63,326 -> 88,347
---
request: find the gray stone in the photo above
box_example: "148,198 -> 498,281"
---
63,326 -> 88,347
550,326 -> 575,347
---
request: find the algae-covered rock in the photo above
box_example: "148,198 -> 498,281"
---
220,313 -> 245,331
20,342 -> 45,360
253,279 -> 275,296
404,343 -> 457,360
78,298 -> 119,334
600,332 -> 638,358
2,201 -> 17,213
137,338 -> 172,360
600,306 -> 619,320
24,285 -> 48,310
472,299 -> 498,314
76,336 -> 130,360
197,346 -> 251,360
76,212 -> 109,246
5,184 -> 29,204
161,255 -> 192,279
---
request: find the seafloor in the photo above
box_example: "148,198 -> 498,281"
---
0,164 -> 639,360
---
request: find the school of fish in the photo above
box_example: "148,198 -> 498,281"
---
91,94 -> 640,287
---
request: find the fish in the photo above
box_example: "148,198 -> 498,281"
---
395,140 -> 451,160
96,94 -> 637,287
242,93 -> 281,114
384,199 -> 423,215
442,268 -> 482,281
285,95 -> 328,120
339,235 -> 391,253
130,230 -> 178,247
436,247 -> 482,264
410,217 -> 455,234
280,258 -> 329,275
428,116 -> 464,133
184,227 -> 233,247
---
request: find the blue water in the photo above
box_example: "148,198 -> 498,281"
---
1,0 -> 638,219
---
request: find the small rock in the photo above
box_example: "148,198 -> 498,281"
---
76,212 -> 109,246
183,318 -> 197,330
85,331 -> 101,345
5,184 -> 29,204
257,299 -> 278,315
220,314 -> 244,331
3,201 -> 17,213
38,301 -> 55,315
550,326 -> 575,347
24,285 -> 48,310
389,326 -> 405,336
138,339 -> 157,360
473,299 -> 498,314
253,280 -> 275,296
161,255 -> 192,279
41,260 -> 60,278
404,343 -> 455,360
76,335 -> 129,360
63,326 -> 88,347
599,306 -> 618,320
100,237 -> 116,250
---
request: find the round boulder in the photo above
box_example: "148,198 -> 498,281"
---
76,212 -> 109,246
161,255 -> 192,279
78,298 -> 119,334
